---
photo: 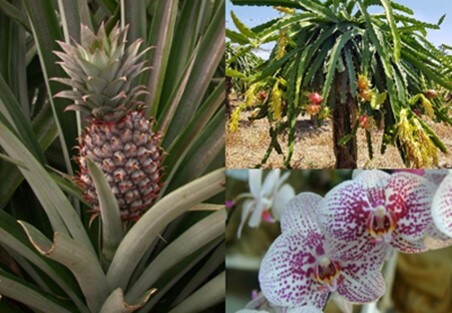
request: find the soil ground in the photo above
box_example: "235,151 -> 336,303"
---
226,98 -> 452,169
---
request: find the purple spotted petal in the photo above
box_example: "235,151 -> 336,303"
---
259,231 -> 327,308
432,171 -> 452,237
386,173 -> 436,250
317,181 -> 374,260
280,192 -> 322,234
337,263 -> 385,304
352,170 -> 390,208
389,235 -> 426,253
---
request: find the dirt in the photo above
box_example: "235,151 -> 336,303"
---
225,100 -> 452,169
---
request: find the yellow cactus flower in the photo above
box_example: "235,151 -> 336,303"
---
397,109 -> 438,167
229,106 -> 241,132
273,6 -> 296,14
276,30 -> 288,60
420,94 -> 435,119
270,81 -> 283,121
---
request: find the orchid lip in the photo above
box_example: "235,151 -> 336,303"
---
366,205 -> 397,238
314,256 -> 341,292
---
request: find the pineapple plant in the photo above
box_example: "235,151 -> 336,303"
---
53,24 -> 163,221
0,0 -> 225,312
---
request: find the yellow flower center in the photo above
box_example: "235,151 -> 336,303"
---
366,205 -> 397,238
314,256 -> 341,287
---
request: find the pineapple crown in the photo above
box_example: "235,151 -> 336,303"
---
52,23 -> 151,122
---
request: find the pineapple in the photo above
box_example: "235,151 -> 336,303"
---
53,23 -> 163,221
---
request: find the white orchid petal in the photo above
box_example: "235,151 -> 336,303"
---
262,170 -> 281,196
237,200 -> 255,238
432,171 -> 452,237
272,184 -> 296,221
249,169 -> 263,199
280,192 -> 321,234
277,171 -> 291,188
248,201 -> 265,228
259,231 -> 328,308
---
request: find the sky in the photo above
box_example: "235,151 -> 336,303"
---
226,0 -> 452,59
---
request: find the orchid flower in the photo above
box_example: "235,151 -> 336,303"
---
259,193 -> 385,311
237,169 -> 295,238
318,170 -> 436,259
370,169 -> 452,250
432,170 -> 452,238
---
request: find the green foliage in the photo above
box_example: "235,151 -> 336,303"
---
226,42 -> 264,95
0,1 -> 225,312
229,0 -> 452,167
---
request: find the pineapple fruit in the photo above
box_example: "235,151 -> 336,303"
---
53,23 -> 163,221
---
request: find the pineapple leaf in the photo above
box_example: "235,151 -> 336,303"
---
99,288 -> 156,313
86,158 -> 124,263
159,1 -> 205,103
125,209 -> 225,303
0,100 -> 58,210
139,237 -> 224,312
0,74 -> 45,163
0,268 -> 75,313
0,211 -> 88,312
165,108 -> 225,193
144,0 -> 179,118
158,42 -> 200,135
168,271 -> 225,313
0,119 -> 94,253
172,242 -> 224,306
57,0 -> 92,44
19,221 -> 109,313
106,168 -> 225,290
22,0 -> 78,174
123,0 -> 147,45
163,0 -> 224,144
0,0 -> 31,32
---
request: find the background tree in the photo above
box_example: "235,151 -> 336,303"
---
229,0 -> 452,168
